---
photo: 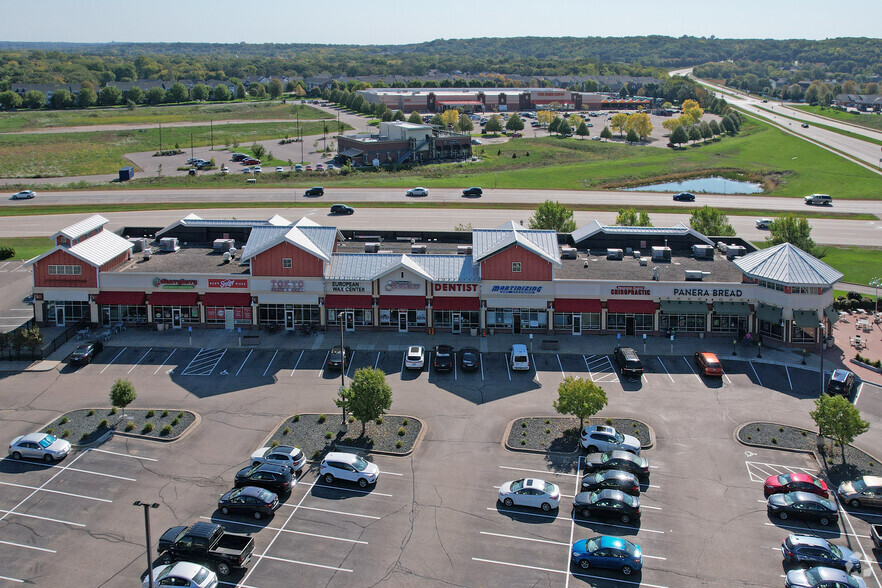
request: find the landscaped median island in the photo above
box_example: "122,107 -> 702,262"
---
42,407 -> 197,445
506,417 -> 652,454
265,413 -> 423,458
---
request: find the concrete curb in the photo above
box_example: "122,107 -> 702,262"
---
50,408 -> 200,448
502,416 -> 655,455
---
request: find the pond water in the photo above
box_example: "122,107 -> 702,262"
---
623,176 -> 763,194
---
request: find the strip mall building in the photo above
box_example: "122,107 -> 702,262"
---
27,214 -> 842,346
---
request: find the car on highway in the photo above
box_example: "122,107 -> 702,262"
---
583,451 -> 650,479
672,192 -> 696,202
234,463 -> 296,494
573,489 -> 641,523
8,432 -> 72,463
804,194 -> 833,206
837,475 -> 882,508
326,345 -> 351,370
330,204 -> 354,215
319,452 -> 380,488
580,470 -> 641,495
498,478 -> 561,511
764,472 -> 829,498
580,425 -> 640,454
405,345 -> 425,370
756,218 -> 773,229
570,536 -> 642,575
250,445 -> 306,473
304,186 -> 324,196
460,347 -> 480,371
11,190 -> 36,199
462,187 -> 483,197
275,166 -> 283,172
767,491 -> 838,525
68,340 -> 104,366
826,369 -> 856,397
781,534 -> 861,574
694,352 -> 722,376
801,123 -> 810,128
142,561 -> 218,588
784,566 -> 866,588
433,345 -> 454,372
406,187 -> 429,197
218,486 -> 279,520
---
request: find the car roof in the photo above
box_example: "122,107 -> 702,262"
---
607,450 -> 640,460
598,535 -> 631,550
697,352 -> 719,361
584,425 -> 615,435
788,534 -> 829,548
436,344 -> 453,352
18,432 -> 49,444
407,345 -> 424,353
831,369 -> 853,381
167,561 -> 208,578
781,472 -> 817,484
597,469 -> 636,480
789,491 -> 828,503
862,475 -> 882,486
237,485 -> 270,497
246,463 -> 288,474
524,478 -> 548,490
325,451 -> 359,462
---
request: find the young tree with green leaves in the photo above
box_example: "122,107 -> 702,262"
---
688,125 -> 702,143
506,113 -> 525,132
689,206 -> 735,236
191,84 -> 210,102
0,90 -> 23,110
600,126 -> 613,140
576,121 -> 590,138
126,86 -> 144,104
212,84 -> 232,101
670,125 -> 689,146
430,114 -> 445,126
810,394 -> 869,464
553,377 -> 608,430
338,367 -> 393,436
268,78 -> 284,99
22,90 -> 45,109
407,111 -> 423,124
484,115 -> 503,133
166,82 -> 189,103
529,200 -> 576,232
393,110 -> 406,122
616,208 -> 652,227
144,86 -> 165,105
110,378 -> 137,410
250,143 -> 267,160
767,214 -> 822,257
708,119 -> 721,136
547,117 -> 561,134
625,128 -> 639,144
381,110 -> 393,122
458,114 -> 474,132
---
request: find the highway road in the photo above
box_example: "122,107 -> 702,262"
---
1,206 -> 879,247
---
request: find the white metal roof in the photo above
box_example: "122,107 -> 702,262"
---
324,253 -> 478,282
156,214 -> 293,238
571,220 -> 714,245
734,243 -> 843,285
472,221 -> 561,267
29,230 -> 133,268
240,219 -> 339,263
52,214 -> 108,241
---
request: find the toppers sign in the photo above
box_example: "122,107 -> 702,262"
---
208,278 -> 248,289
385,280 -> 421,291
270,280 -> 304,292
153,278 -> 197,289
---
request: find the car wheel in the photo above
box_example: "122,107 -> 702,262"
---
253,511 -> 262,520
221,506 -> 229,515
541,502 -> 551,512
11,451 -> 21,460
849,499 -> 861,508
586,446 -> 598,454
503,498 -> 514,508
621,513 -> 631,523
358,478 -> 368,488
819,516 -> 830,526
579,559 -> 590,570
622,565 -> 633,575
43,454 -> 54,463
216,562 -> 231,576
778,512 -> 788,520
324,473 -> 335,484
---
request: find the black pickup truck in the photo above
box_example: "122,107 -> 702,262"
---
158,522 -> 254,576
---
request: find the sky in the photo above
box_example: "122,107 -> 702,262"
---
4,0 -> 881,44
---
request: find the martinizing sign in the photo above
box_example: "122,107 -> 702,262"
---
490,285 -> 543,294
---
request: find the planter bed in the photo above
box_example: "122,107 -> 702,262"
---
42,408 -> 196,446
507,417 -> 652,454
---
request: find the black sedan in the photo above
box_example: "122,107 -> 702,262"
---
234,463 -> 296,494
433,345 -> 454,371
580,470 -> 641,496
767,491 -> 839,526
672,192 -> 696,202
218,486 -> 279,519
326,345 -> 351,370
460,347 -> 480,371
573,489 -> 641,523
583,451 -> 650,479
68,341 -> 103,366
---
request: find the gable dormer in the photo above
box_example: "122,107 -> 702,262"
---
241,218 -> 341,277
52,214 -> 109,247
472,221 -> 561,281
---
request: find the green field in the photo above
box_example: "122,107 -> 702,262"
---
0,237 -> 52,260
0,102 -> 332,133
791,105 -> 882,132
0,119 -> 350,178
820,247 -> 882,286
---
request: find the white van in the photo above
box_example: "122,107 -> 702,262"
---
510,344 -> 530,371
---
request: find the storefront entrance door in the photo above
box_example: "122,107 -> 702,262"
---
626,316 -> 635,336
54,306 -> 65,327
452,313 -> 462,334
573,314 -> 582,336
513,312 -> 521,334
398,311 -> 407,332
101,307 -> 111,326
345,311 -> 355,332
285,310 -> 295,330
172,308 -> 183,329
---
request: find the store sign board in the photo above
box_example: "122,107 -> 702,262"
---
672,287 -> 744,298
208,278 -> 248,289
206,307 -> 253,321
385,280 -> 421,291
270,280 -> 304,292
433,283 -> 478,294
490,285 -> 542,295
153,278 -> 197,289
331,281 -> 368,293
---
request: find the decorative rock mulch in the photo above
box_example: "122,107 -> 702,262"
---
737,422 -> 882,487
506,417 -> 652,454
266,413 -> 422,459
42,408 -> 196,446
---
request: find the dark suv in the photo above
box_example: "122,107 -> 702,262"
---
326,345 -> 351,370
826,369 -> 856,397
304,186 -> 324,196
330,204 -> 354,215
462,187 -> 483,197
234,463 -> 296,494
433,345 -> 454,372
613,347 -> 643,378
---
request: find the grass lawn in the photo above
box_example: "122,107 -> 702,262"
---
0,236 -> 52,260
791,105 -> 882,132
0,120 -> 350,178
819,246 -> 882,286
0,102 -> 332,133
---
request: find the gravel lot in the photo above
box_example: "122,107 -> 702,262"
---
506,416 -> 651,453
41,407 -> 196,445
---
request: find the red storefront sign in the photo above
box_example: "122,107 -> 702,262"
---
208,278 -> 248,288
433,283 -> 479,294
206,307 -> 252,321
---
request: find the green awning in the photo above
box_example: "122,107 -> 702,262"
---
755,303 -> 783,323
793,310 -> 819,328
713,301 -> 751,316
824,305 -> 840,325
660,300 -> 708,314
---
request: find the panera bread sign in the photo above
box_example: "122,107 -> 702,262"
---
208,278 -> 248,289
153,278 -> 197,289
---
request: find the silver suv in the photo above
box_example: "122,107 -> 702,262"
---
320,452 -> 380,488
580,425 -> 641,455
804,193 -> 832,205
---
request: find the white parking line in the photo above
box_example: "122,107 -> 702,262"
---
0,450 -> 89,525
763,522 -> 870,539
312,483 -> 393,497
262,349 -> 278,377
0,574 -> 23,583
489,507 -> 570,522
656,357 -> 674,383
683,356 -> 701,382
480,353 -> 485,380
345,351 -> 354,377
839,507 -> 882,588
454,353 -> 457,380
505,353 -> 511,381
480,531 -> 568,546
643,554 -> 667,561
556,354 -> 565,377
642,505 -> 663,510
400,351 -> 406,373
296,505 -> 381,520
0,539 -> 56,553
473,557 -> 668,588
573,516 -> 665,534
254,552 -> 352,573
99,347 -> 127,373
154,348 -> 176,374
127,348 -> 152,374
66,467 -> 136,481
379,470 -> 403,476
89,448 -> 158,461
530,353 -> 539,383
237,349 -> 253,376
499,465 -> 579,477
319,350 -> 330,378
0,480 -> 111,503
750,361 -> 763,386
0,509 -> 86,527
785,366 -> 793,390
200,516 -> 368,544
374,351 -> 381,370
565,454 -> 582,588
290,350 -> 304,376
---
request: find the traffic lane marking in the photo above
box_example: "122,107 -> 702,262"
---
252,552 -> 352,573
763,522 -> 869,539
126,347 -> 152,374
287,504 -> 381,520
154,348 -> 177,374
199,516 -> 368,544
0,509 -> 85,527
236,349 -> 253,376
262,349 -> 279,377
499,465 -> 579,478
290,350 -> 304,376
480,531 -> 568,546
311,483 -> 393,498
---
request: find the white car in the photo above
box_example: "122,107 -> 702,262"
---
580,425 -> 641,455
406,187 -> 429,197
253,166 -> 262,174
498,478 -> 561,511
11,190 -> 36,199
755,218 -> 772,229
319,452 -> 380,488
250,445 -> 306,473
143,561 -> 218,588
8,432 -> 71,463
275,166 -> 284,172
404,345 -> 425,370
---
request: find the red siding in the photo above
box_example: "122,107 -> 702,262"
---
33,249 -> 97,288
250,242 -> 324,277
480,245 -> 552,281
100,251 -> 129,272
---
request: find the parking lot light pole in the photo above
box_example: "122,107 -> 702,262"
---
133,501 -> 159,588
871,277 -> 881,315
338,312 -> 347,426
819,322 -> 825,397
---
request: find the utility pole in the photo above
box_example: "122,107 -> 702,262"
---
210,119 -> 213,150
190,133 -> 194,159
158,123 -> 162,152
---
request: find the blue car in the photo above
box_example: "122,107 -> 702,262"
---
571,535 -> 642,575
782,534 -> 861,574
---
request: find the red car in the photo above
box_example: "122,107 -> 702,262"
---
763,472 -> 829,498
694,352 -> 722,376
242,158 -> 260,165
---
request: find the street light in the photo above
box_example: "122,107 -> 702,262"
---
871,277 -> 881,316
818,322 -> 826,397
338,311 -> 347,426
133,501 -> 160,588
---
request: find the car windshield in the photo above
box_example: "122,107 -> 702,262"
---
38,435 -> 56,448
290,449 -> 303,460
192,568 -> 210,584
436,348 -> 451,357
155,567 -> 173,581
510,479 -> 525,491
829,543 -> 842,557
777,474 -> 792,485
585,538 -> 599,552
463,351 -> 477,360
543,482 -> 556,494
705,358 -> 720,366
853,479 -> 868,492
353,456 -> 369,472
622,541 -> 639,556
782,494 -> 796,505
614,432 -> 625,443
622,494 -> 638,507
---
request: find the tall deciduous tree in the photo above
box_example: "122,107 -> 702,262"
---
98,86 -> 122,106
268,78 -> 284,98
670,125 -> 689,146
689,206 -> 735,236
506,113 -> 525,131
610,113 -> 628,136
167,82 -> 189,103
212,84 -> 232,101
145,87 -> 165,105
484,115 -> 503,133
616,207 -> 652,226
0,90 -> 23,110
575,121 -> 590,138
339,367 -> 393,436
22,90 -> 45,109
191,84 -> 210,102
810,394 -> 869,464
529,200 -> 576,232
126,86 -> 144,104
110,378 -> 137,409
441,109 -> 460,127
553,377 -> 608,430
600,126 -> 613,140
457,114 -> 473,132
407,111 -> 422,124
547,117 -> 561,134
767,214 -> 823,257
50,89 -> 73,109
625,111 -> 653,139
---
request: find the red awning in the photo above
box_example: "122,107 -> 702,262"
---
202,293 -> 252,307
432,297 -> 480,311
324,294 -> 372,309
149,292 -> 199,306
607,300 -> 656,314
378,296 -> 425,310
554,298 -> 601,313
95,291 -> 146,305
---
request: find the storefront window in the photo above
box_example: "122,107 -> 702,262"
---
486,308 -> 513,328
433,310 -> 479,328
553,313 -> 601,330
204,307 -> 252,325
791,324 -> 816,343
659,314 -> 706,332
153,305 -> 200,324
102,305 -> 147,323
486,308 -> 546,329
758,319 -> 784,341
46,301 -> 90,323
258,304 -> 319,326
326,309 -> 372,326
379,309 -> 427,326
711,314 -> 748,334
607,313 -> 654,331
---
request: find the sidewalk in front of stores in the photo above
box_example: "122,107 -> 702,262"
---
4,325 -> 877,386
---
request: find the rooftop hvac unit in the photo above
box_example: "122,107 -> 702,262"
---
633,250 -> 641,258
606,248 -> 624,260
625,247 -> 633,256
692,245 -> 714,258
128,237 -> 149,252
639,257 -> 650,266
560,247 -> 577,259
213,238 -> 235,251
457,245 -> 473,255
223,252 -> 232,263
726,245 -> 746,259
411,244 -> 427,254
159,237 -> 180,252
685,270 -> 711,281
364,242 -> 380,253
143,248 -> 152,259
717,242 -> 730,253
651,246 -> 671,261
652,266 -> 660,281
378,250 -> 393,254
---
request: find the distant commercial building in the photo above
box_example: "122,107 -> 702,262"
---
336,122 -> 472,167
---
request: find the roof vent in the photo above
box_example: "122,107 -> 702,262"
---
606,248 -> 623,260
159,237 -> 179,252
652,266 -> 660,281
411,244 -> 427,254
223,251 -> 232,263
560,247 -> 577,259
143,248 -> 152,260
685,270 -> 711,281
457,245 -> 472,255
639,257 -> 649,266
651,246 -> 671,261
364,242 -> 380,253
